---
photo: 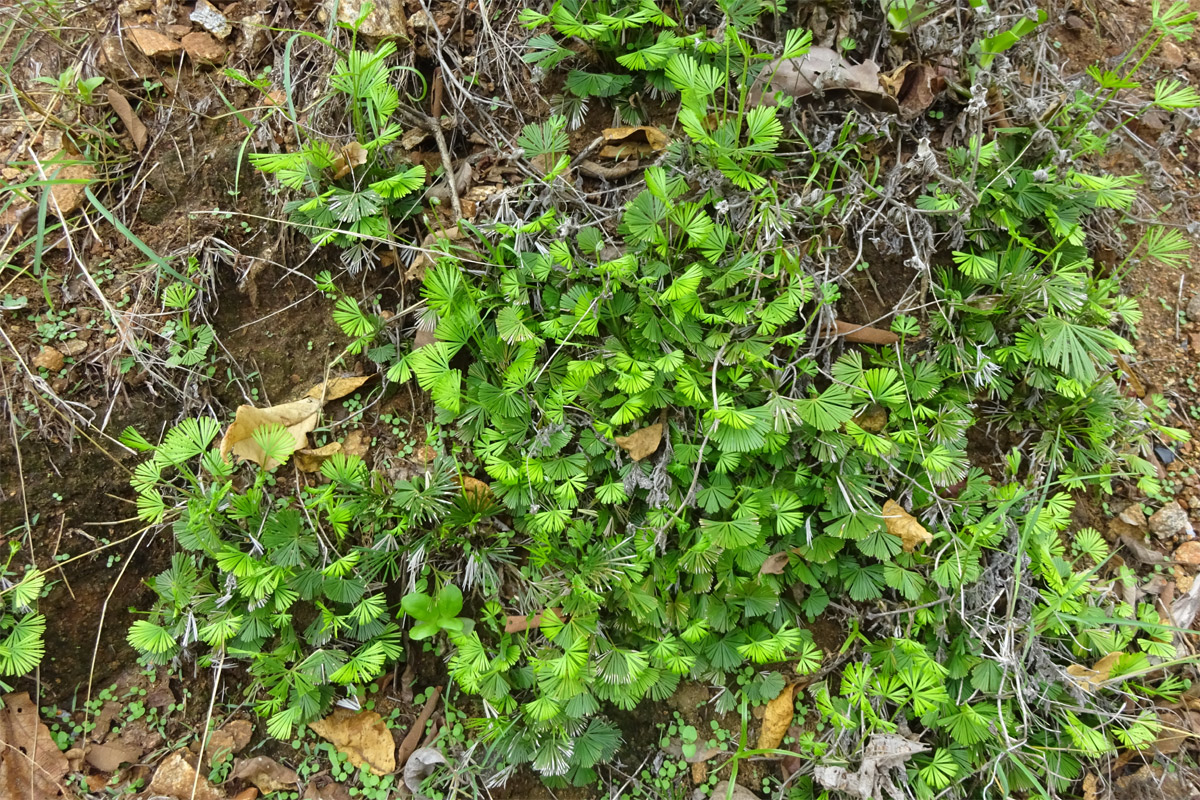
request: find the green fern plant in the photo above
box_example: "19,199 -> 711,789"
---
250,41 -> 426,273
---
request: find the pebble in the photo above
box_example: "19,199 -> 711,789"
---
1119,504 -> 1147,528
1156,445 -> 1177,465
1162,40 -> 1186,69
1187,293 -> 1200,322
1150,502 -> 1195,540
1175,541 -> 1200,564
32,346 -> 64,372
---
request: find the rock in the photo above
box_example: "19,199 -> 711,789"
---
223,718 -> 254,752
127,28 -> 183,59
117,0 -> 152,15
1190,332 -> 1200,355
1119,504 -> 1147,528
1065,13 -> 1086,32
33,346 -> 64,371
326,0 -> 409,40
1188,293 -> 1200,322
1156,445 -> 1178,465
148,752 -> 224,800
1150,502 -> 1194,540
1163,40 -> 1186,69
98,35 -> 155,81
1175,541 -> 1200,565
181,32 -> 226,63
58,338 -> 87,357
190,0 -> 232,38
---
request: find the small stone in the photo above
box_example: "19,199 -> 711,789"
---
190,0 -> 232,38
1188,294 -> 1200,322
326,0 -> 409,39
1119,504 -> 1147,528
1180,574 -> 1195,593
223,718 -> 254,752
163,24 -> 193,37
1174,541 -> 1200,564
1150,502 -> 1194,540
1162,40 -> 1186,69
1156,445 -> 1177,465
148,752 -> 223,800
127,28 -> 183,59
1065,13 -> 1086,31
181,32 -> 226,63
1190,332 -> 1200,355
33,346 -> 64,372
58,339 -> 87,357
116,0 -> 152,15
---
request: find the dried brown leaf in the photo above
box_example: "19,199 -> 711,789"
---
396,686 -> 442,770
0,692 -> 73,800
882,499 -> 932,552
303,774 -> 352,800
851,404 -> 888,433
308,709 -> 395,776
832,319 -> 900,345
294,442 -> 342,473
614,423 -> 663,461
85,741 -> 141,772
759,551 -> 791,575
230,755 -> 299,794
599,126 -> 669,159
107,89 -> 148,152
756,683 -> 796,751
306,375 -> 371,402
220,397 -> 321,469
752,48 -> 897,113
1066,651 -> 1123,692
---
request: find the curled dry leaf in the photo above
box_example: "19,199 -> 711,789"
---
332,142 -> 369,180
813,734 -> 927,799
752,48 -> 896,113
107,89 -> 148,152
230,755 -> 300,794
504,609 -> 563,633
1066,651 -> 1123,692
759,550 -> 792,575
757,682 -> 797,751
306,375 -> 371,402
294,442 -> 342,473
1154,707 -> 1200,755
599,126 -> 669,159
308,709 -> 395,776
880,62 -> 942,118
832,319 -> 900,345
397,686 -> 443,770
578,159 -> 642,180
1120,534 -> 1165,566
220,397 -> 321,469
614,422 -> 663,461
882,499 -> 932,552
402,747 -> 447,794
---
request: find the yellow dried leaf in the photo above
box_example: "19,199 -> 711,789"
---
342,429 -> 370,459
294,441 -> 342,473
308,708 -> 395,776
1065,651 -> 1123,692
599,125 -> 670,159
851,404 -> 888,433
757,682 -> 796,751
1082,773 -> 1098,800
306,375 -> 371,402
614,423 -> 663,461
460,475 -> 494,507
759,551 -> 791,575
220,397 -> 321,469
882,499 -> 932,552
